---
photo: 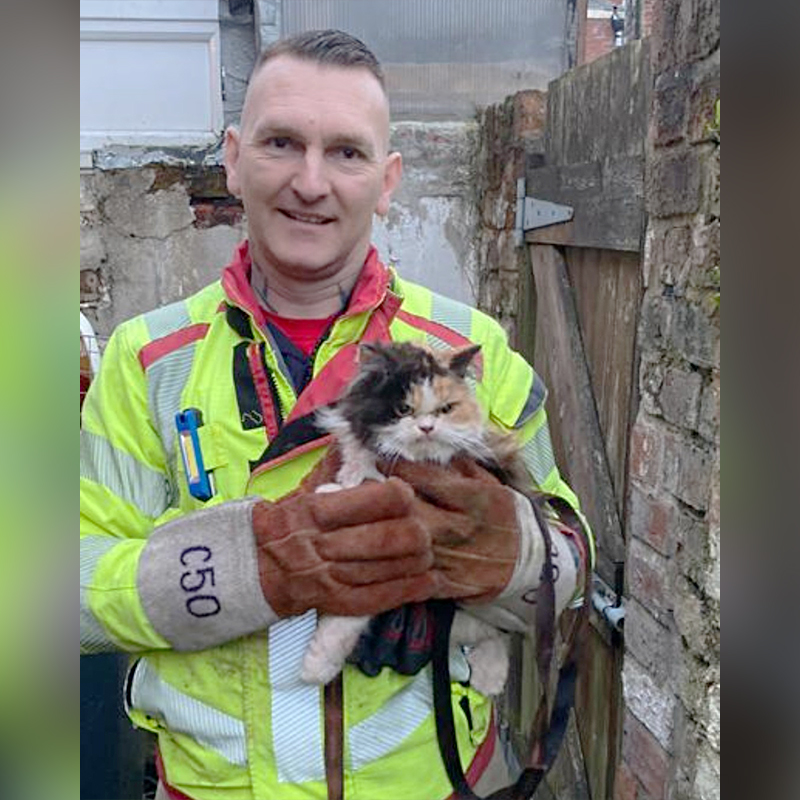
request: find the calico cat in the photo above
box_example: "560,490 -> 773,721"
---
301,341 -> 525,695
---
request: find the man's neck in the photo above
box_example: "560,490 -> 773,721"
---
250,263 -> 358,319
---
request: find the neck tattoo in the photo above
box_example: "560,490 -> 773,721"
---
251,268 -> 279,313
337,283 -> 350,311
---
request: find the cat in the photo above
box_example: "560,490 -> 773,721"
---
301,340 -> 525,695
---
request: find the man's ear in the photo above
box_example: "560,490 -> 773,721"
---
375,152 -> 403,217
224,126 -> 242,197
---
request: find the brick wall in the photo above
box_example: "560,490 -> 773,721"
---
585,18 -> 615,64
472,90 -> 547,345
616,1 -> 720,798
624,0 -> 656,39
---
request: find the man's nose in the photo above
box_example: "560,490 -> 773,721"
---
290,152 -> 330,202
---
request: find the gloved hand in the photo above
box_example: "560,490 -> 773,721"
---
253,474 -> 438,618
382,457 -> 521,604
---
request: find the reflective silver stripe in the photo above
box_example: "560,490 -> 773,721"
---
81,430 -> 170,519
427,294 -> 477,387
80,535 -> 121,653
513,373 -> 547,429
144,300 -> 192,342
348,668 -> 433,771
431,294 -> 473,338
425,333 -> 450,352
270,611 -> 326,783
147,345 -> 197,465
143,300 -> 197,492
130,657 -> 248,767
520,422 -> 558,488
261,325 -> 296,391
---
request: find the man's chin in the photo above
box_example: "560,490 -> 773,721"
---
254,239 -> 367,282
252,240 -> 327,272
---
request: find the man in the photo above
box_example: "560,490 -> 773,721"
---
80,30 -> 592,800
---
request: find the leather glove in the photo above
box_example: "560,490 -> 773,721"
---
253,473 -> 438,618
382,457 -> 520,604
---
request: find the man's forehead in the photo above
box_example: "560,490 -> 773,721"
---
242,55 -> 391,144
247,55 -> 389,112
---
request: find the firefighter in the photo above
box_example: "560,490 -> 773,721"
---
81,30 -> 591,800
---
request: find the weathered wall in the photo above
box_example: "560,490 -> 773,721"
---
617,1 -> 720,799
376,122 -> 479,303
472,90 -> 546,347
220,0 -> 258,127
80,165 -> 246,336
80,121 -> 478,338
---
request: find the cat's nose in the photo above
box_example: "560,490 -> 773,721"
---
418,422 -> 434,434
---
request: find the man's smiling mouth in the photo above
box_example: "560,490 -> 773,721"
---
280,210 -> 334,225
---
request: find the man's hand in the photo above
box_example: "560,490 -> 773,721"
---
253,475 -> 438,618
384,457 -> 521,604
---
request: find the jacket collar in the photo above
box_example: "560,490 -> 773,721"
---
220,240 -> 393,325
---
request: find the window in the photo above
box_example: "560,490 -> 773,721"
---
80,1 -> 223,153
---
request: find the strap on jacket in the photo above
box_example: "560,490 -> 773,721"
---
432,494 -> 591,800
325,675 -> 344,800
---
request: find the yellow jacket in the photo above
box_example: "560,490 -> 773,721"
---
80,242 -> 588,799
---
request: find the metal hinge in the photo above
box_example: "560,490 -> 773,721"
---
591,573 -> 625,634
514,178 -> 574,246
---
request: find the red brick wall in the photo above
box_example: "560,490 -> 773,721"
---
641,0 -> 656,35
584,18 -> 615,64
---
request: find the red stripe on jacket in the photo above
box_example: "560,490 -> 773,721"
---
138,324 -> 210,370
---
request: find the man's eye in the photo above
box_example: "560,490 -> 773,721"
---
337,146 -> 361,160
267,137 -> 291,149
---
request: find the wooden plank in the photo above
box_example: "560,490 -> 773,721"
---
523,156 -> 645,252
522,39 -> 651,252
544,713 -> 592,800
574,622 -> 624,800
529,244 -> 625,585
565,247 -> 642,514
545,40 -> 650,166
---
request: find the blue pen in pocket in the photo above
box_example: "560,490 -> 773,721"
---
176,408 -> 216,501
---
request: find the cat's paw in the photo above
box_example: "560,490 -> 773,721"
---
315,482 -> 344,494
300,650 -> 343,685
466,639 -> 509,696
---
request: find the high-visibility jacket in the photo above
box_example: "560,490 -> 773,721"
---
80,242 -> 590,800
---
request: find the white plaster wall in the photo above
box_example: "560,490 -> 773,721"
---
372,197 -> 476,304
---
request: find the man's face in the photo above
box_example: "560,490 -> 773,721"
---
225,56 -> 402,285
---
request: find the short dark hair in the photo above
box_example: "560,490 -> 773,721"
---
255,29 -> 384,88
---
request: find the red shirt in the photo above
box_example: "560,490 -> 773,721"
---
261,310 -> 338,357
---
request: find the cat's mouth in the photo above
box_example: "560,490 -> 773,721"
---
280,209 -> 335,225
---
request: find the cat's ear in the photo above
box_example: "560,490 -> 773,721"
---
446,344 -> 482,378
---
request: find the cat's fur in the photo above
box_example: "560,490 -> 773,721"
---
301,341 -> 523,695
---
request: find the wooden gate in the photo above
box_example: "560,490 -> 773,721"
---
501,40 -> 650,800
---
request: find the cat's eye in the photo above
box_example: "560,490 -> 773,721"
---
396,401 -> 413,416
437,402 -> 456,415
